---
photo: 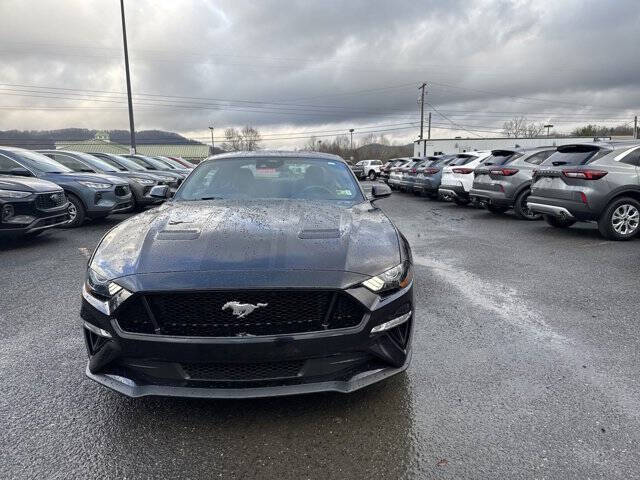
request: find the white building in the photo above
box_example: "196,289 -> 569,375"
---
413,136 -> 605,157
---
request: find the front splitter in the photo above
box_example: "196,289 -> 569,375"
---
85,351 -> 411,399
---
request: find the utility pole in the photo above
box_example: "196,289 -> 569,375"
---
209,125 -> 214,153
418,82 -> 427,157
424,112 -> 431,156
634,116 -> 638,140
317,140 -> 322,151
349,128 -> 354,150
544,124 -> 554,137
119,0 -> 136,154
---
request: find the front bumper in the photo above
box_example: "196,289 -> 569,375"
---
81,281 -> 414,399
0,198 -> 70,237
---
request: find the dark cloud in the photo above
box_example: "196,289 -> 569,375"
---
0,0 -> 638,147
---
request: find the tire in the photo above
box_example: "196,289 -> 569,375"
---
513,189 -> 541,220
454,197 -> 470,206
487,204 -> 509,214
597,197 -> 640,241
61,193 -> 86,228
368,170 -> 377,181
543,214 -> 575,229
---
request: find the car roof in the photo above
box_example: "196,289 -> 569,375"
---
204,150 -> 347,164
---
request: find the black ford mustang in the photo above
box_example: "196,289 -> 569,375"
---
81,151 -> 413,398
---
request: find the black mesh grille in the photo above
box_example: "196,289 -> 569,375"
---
116,290 -> 365,337
35,192 -> 66,210
115,185 -> 130,197
182,360 -> 304,381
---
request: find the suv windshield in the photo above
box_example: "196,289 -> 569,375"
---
12,150 -> 73,173
74,153 -> 120,172
102,154 -> 146,171
485,151 -> 521,166
177,157 -> 363,203
542,146 -> 611,166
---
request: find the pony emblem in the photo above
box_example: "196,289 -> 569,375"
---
222,301 -> 268,318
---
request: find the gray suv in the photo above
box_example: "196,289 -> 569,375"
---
470,148 -> 556,219
527,143 -> 640,240
0,147 -> 132,228
38,150 -> 164,211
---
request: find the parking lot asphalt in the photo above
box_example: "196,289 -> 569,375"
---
1,181 -> 639,479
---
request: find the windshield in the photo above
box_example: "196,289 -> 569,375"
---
542,146 -> 609,166
104,154 -> 146,171
12,150 -> 73,173
485,151 -> 521,166
449,155 -> 476,166
159,156 -> 189,169
74,153 -> 120,172
134,156 -> 173,170
176,157 -> 364,203
49,154 -> 95,172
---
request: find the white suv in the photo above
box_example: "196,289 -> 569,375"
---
439,151 -> 492,205
353,159 -> 383,180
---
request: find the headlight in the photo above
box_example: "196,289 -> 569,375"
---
362,262 -> 412,293
0,189 -> 31,199
84,268 -> 132,315
78,181 -> 112,190
133,178 -> 155,185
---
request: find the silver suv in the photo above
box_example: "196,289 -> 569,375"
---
470,148 -> 555,219
527,143 -> 640,240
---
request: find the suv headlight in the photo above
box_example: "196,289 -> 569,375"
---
362,262 -> 412,293
78,181 -> 112,190
0,189 -> 31,199
133,178 -> 155,185
84,268 -> 132,315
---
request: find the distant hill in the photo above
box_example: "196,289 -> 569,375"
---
356,142 -> 413,161
0,128 -> 202,149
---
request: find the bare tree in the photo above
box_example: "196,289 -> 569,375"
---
221,125 -> 262,151
503,117 -> 545,138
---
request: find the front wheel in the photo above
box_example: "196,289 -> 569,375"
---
61,193 -> 86,228
368,170 -> 377,181
513,189 -> 541,220
598,197 -> 640,240
543,215 -> 575,229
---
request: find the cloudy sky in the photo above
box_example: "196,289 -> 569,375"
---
0,0 -> 639,148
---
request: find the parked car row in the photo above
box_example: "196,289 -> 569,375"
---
0,146 -> 194,237
381,142 -> 640,240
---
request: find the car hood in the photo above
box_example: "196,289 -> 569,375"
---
0,175 -> 63,193
91,199 -> 400,281
53,172 -> 129,185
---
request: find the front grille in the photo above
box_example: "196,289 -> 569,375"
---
115,185 -> 130,197
35,192 -> 66,210
182,360 -> 304,381
116,290 -> 365,337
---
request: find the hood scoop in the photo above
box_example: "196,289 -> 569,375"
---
156,228 -> 201,240
298,228 -> 342,239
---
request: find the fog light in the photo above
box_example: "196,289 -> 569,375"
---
371,311 -> 412,333
1,204 -> 14,222
83,321 -> 112,338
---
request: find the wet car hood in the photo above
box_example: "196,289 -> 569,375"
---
52,172 -> 129,185
0,175 -> 63,193
91,199 -> 401,280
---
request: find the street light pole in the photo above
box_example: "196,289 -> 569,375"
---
119,0 -> 136,154
209,125 -> 214,153
544,124 -> 554,137
349,128 -> 354,150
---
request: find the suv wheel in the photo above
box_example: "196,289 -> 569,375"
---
543,215 -> 575,229
368,170 -> 377,181
598,197 -> 640,240
514,189 -> 541,220
61,193 -> 86,228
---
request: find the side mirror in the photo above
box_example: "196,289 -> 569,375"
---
370,184 -> 391,202
150,185 -> 170,199
10,167 -> 32,177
